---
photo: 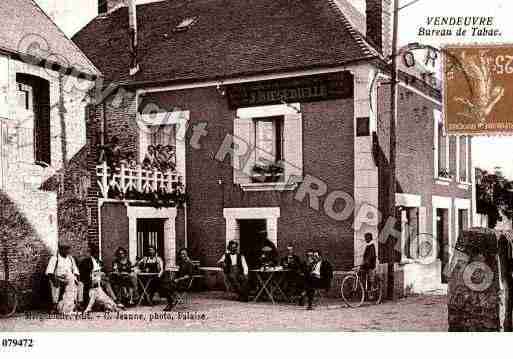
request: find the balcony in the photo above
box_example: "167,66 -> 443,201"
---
96,162 -> 186,207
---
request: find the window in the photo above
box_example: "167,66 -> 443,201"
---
15,74 -> 50,165
434,109 -> 449,179
16,83 -> 33,111
458,209 -> 469,234
437,119 -> 448,176
458,136 -> 469,183
147,124 -> 176,148
234,104 -> 302,190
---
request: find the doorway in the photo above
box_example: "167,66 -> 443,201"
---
238,219 -> 267,269
137,219 -> 165,263
436,208 -> 449,283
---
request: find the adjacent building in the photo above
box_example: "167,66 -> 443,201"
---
71,0 -> 474,295
0,0 -> 99,307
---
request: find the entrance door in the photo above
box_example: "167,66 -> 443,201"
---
436,208 -> 449,283
137,219 -> 165,264
238,219 -> 267,269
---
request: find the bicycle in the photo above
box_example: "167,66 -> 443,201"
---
0,280 -> 18,318
340,265 -> 382,308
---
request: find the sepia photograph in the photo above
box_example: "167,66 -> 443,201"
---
0,0 -> 513,348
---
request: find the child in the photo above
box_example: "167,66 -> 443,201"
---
362,233 -> 376,288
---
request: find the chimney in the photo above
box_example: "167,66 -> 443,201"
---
366,0 -> 393,58
98,0 -> 126,15
98,1 -> 139,75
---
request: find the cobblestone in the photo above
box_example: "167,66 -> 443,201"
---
0,292 -> 447,331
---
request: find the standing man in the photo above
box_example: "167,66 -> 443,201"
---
300,250 -> 333,310
361,233 -> 377,288
45,243 -> 82,313
218,240 -> 249,302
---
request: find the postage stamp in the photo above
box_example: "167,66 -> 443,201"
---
444,45 -> 513,135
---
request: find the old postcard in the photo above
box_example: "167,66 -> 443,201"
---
1,0 -> 513,344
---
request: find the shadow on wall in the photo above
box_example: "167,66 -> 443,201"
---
0,191 -> 53,310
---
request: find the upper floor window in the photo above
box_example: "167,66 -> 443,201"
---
234,104 -> 302,190
253,116 -> 284,182
15,74 -> 50,166
458,136 -> 469,183
17,83 -> 33,111
434,109 -> 449,179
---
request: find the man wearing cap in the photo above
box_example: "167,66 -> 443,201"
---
45,244 -> 82,312
218,240 -> 249,301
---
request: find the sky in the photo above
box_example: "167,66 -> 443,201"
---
33,0 -> 513,178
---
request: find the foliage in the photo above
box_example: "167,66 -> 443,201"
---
476,168 -> 513,228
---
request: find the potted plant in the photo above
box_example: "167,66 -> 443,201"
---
252,163 -> 284,183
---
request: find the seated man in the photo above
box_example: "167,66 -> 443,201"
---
281,244 -> 303,296
300,250 -> 333,310
45,243 -> 82,313
217,240 -> 249,302
361,233 -> 377,288
162,248 -> 195,311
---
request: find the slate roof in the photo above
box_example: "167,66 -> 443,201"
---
73,0 -> 380,85
0,0 -> 99,77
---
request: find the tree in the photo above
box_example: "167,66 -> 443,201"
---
476,167 -> 513,228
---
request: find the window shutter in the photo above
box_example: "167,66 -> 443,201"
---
35,81 -> 51,165
283,112 -> 303,184
233,117 -> 253,184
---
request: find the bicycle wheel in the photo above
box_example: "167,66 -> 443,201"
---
341,275 -> 364,308
367,277 -> 383,305
0,281 -> 18,318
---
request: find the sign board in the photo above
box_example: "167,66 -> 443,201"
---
227,71 -> 353,109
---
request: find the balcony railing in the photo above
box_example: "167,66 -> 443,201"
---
96,162 -> 184,204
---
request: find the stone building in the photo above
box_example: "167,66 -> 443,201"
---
71,0 -> 474,295
0,0 -> 99,307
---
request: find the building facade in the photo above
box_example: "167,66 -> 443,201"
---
0,0 -> 98,308
72,0 -> 474,295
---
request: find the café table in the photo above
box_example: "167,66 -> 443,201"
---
251,267 -> 289,304
136,268 -> 179,306
136,272 -> 160,306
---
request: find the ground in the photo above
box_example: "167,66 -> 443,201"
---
0,292 -> 448,331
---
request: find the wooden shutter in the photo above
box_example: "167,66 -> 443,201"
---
283,112 -> 303,184
233,117 -> 253,184
35,80 -> 51,165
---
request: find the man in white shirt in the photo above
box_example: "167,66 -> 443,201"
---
218,240 -> 249,301
45,244 -> 81,311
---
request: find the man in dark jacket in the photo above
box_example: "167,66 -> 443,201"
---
218,240 -> 249,301
300,250 -> 333,310
361,233 -> 377,287
162,248 -> 195,311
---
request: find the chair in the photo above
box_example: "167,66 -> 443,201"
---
174,260 -> 204,306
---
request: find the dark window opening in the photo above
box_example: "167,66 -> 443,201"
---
16,73 -> 51,166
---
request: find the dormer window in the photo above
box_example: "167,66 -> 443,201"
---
175,17 -> 198,31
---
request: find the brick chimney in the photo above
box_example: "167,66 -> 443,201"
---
366,0 -> 393,58
98,0 -> 126,14
98,0 -> 139,75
